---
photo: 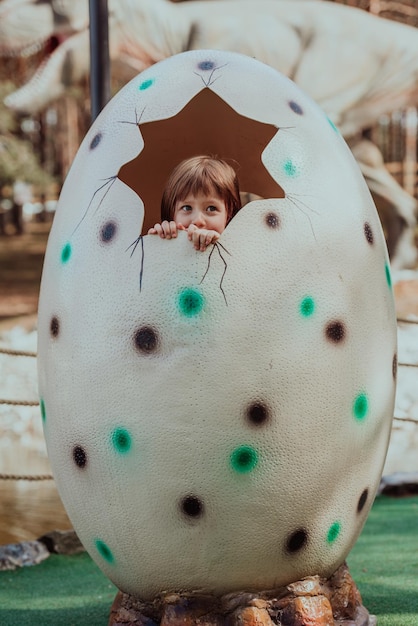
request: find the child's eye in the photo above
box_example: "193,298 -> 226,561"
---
206,205 -> 218,213
180,205 -> 192,212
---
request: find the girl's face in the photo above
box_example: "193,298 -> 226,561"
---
173,192 -> 228,233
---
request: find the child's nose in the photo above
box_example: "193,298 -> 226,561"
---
192,213 -> 206,227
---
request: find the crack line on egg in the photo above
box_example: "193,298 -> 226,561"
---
286,192 -> 319,242
118,106 -> 147,127
72,176 -> 118,236
72,109 -> 147,236
194,63 -> 228,88
200,241 -> 231,306
126,235 -> 145,291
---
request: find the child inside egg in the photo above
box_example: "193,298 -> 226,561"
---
148,155 -> 241,251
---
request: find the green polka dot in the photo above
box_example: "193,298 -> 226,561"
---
300,296 -> 315,317
353,393 -> 369,421
178,288 -> 205,317
111,428 -> 132,454
40,398 -> 46,422
95,539 -> 114,564
283,158 -> 300,177
231,445 -> 258,474
327,117 -> 339,132
139,78 -> 154,90
385,263 -> 392,288
61,242 -> 72,264
327,522 -> 341,544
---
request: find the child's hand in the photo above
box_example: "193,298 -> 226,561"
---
147,221 -> 186,239
187,224 -> 220,251
147,222 -> 219,251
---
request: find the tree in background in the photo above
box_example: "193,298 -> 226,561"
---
0,81 -> 55,191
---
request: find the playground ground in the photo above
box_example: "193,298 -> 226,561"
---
0,220 -> 49,324
0,496 -> 417,625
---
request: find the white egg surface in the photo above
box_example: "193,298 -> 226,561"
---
37,50 -> 397,599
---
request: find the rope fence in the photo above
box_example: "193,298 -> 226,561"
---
0,473 -> 53,481
397,317 -> 418,325
397,362 -> 418,368
0,344 -> 49,481
1,313 -> 418,481
0,399 -> 39,406
0,347 -> 36,357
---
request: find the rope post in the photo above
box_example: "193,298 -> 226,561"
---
89,0 -> 111,122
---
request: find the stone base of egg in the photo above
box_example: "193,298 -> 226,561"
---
109,562 -> 375,626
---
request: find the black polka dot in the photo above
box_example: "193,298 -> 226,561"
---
357,489 -> 368,513
180,495 -> 204,519
265,212 -> 280,229
289,101 -> 303,115
134,326 -> 159,354
101,221 -> 117,243
73,446 -> 87,469
364,222 -> 374,245
90,132 -> 102,150
50,316 -> 60,338
198,60 -> 215,71
325,321 -> 346,344
392,354 -> 398,380
247,401 -> 270,426
285,528 -> 308,553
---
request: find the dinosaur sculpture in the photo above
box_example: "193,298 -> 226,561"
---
0,0 -> 417,267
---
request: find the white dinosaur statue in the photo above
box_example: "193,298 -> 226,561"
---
0,0 -> 417,267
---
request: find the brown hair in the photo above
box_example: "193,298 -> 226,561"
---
161,156 -> 241,223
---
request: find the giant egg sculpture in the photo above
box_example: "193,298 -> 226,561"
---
38,50 -> 397,599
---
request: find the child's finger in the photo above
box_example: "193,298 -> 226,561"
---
168,221 -> 177,237
188,224 -> 197,241
200,232 -> 210,251
193,232 -> 201,250
161,221 -> 173,238
203,234 -> 212,250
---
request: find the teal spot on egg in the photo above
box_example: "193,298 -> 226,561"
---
283,158 -> 300,177
40,398 -> 46,422
61,242 -> 72,264
231,445 -> 258,474
111,428 -> 132,454
385,263 -> 392,288
300,296 -> 315,317
353,393 -> 369,421
95,539 -> 114,564
178,288 -> 205,317
328,117 -> 339,132
327,521 -> 341,544
139,78 -> 154,91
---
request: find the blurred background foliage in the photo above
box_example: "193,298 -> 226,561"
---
0,82 -> 55,189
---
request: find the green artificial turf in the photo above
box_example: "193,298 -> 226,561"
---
0,496 -> 417,625
0,552 -> 116,626
347,495 -> 418,626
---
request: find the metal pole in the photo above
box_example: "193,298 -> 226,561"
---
89,0 -> 111,122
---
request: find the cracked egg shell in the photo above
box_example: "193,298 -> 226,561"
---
37,50 -> 397,599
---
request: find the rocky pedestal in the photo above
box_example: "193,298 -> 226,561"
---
109,562 -> 376,626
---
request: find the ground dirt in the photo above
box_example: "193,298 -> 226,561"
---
0,221 -> 50,329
